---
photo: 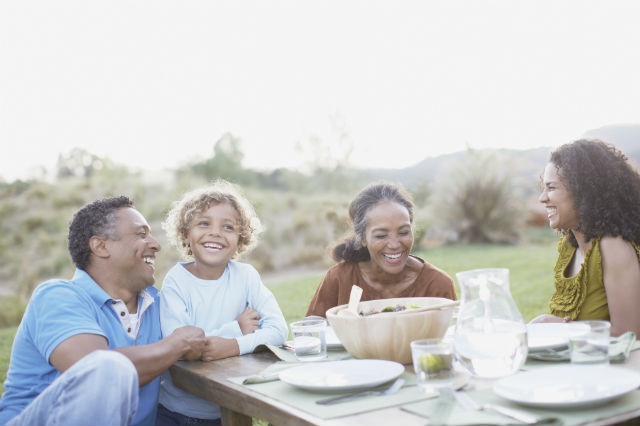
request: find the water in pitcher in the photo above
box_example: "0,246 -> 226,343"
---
454,268 -> 528,378
454,318 -> 527,378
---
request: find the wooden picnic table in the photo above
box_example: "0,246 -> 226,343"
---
169,348 -> 640,426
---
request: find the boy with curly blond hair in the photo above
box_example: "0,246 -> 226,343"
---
157,180 -> 287,425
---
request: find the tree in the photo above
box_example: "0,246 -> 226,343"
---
292,114 -> 366,192
56,148 -> 105,179
191,133 -> 258,185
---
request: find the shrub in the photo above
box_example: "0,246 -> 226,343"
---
51,192 -> 85,209
0,201 -> 17,220
433,149 -> 526,244
20,215 -> 47,233
412,213 -> 431,248
0,296 -> 25,328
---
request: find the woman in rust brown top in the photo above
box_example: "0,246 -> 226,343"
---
306,182 -> 456,317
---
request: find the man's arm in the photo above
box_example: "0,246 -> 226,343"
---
49,333 -> 109,372
49,325 -> 206,386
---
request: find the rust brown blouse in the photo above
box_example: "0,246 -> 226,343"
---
306,256 -> 457,317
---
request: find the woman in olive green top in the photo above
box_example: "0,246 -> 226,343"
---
533,139 -> 640,336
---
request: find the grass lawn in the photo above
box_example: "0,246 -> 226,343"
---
415,241 -> 558,321
0,327 -> 16,394
0,237 -> 560,395
268,238 -> 559,325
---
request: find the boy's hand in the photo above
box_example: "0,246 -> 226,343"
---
201,336 -> 240,361
237,307 -> 259,335
171,325 -> 207,361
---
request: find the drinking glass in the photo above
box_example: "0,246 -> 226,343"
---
411,338 -> 455,394
290,318 -> 327,361
569,320 -> 610,365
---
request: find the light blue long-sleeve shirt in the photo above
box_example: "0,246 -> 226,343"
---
158,260 -> 288,419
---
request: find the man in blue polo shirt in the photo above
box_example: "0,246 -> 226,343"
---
0,196 -> 207,426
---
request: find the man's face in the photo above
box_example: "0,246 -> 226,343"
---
104,207 -> 161,291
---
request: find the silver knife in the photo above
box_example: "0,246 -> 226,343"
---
316,378 -> 405,405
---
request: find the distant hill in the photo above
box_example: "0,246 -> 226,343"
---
368,123 -> 640,190
582,123 -> 640,167
368,147 -> 552,192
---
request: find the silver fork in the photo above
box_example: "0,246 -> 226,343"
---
454,391 -> 540,424
316,378 -> 405,405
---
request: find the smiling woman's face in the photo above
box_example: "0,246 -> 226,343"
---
538,162 -> 579,230
362,201 -> 413,275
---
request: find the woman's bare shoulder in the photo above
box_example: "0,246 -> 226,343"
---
600,236 -> 638,265
600,235 -> 635,252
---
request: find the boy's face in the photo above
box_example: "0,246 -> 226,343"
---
186,201 -> 240,280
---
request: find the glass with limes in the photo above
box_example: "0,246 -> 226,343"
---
411,338 -> 454,394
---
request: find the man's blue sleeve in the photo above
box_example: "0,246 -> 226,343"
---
28,283 -> 106,363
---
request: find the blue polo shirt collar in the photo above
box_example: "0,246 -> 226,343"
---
72,269 -> 112,307
72,269 -> 156,307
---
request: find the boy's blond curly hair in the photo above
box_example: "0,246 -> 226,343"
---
163,180 -> 263,260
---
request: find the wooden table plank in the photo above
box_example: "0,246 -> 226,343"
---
170,348 -> 640,426
220,408 -> 252,426
170,351 -> 328,426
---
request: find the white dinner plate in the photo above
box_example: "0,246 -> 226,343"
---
526,323 -> 589,351
494,365 -> 640,408
279,359 -> 404,392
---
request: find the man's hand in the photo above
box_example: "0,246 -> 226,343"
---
236,307 -> 259,335
201,336 -> 240,361
169,325 -> 207,361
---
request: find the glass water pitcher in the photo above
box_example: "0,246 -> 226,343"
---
453,268 -> 528,378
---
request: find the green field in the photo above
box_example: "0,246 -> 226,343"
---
0,327 -> 16,394
0,238 -> 559,394
269,239 -> 558,325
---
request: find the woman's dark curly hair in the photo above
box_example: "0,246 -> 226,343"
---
550,139 -> 640,247
68,196 -> 134,270
332,182 -> 414,263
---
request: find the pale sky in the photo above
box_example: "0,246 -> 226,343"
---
1,1 -> 639,181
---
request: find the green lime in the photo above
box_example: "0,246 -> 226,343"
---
419,353 -> 445,373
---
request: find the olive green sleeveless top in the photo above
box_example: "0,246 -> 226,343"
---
550,236 -> 640,320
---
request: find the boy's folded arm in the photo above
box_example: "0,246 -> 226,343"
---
236,295 -> 289,355
235,321 -> 288,355
210,320 -> 244,337
247,279 -> 288,332
255,291 -> 289,337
